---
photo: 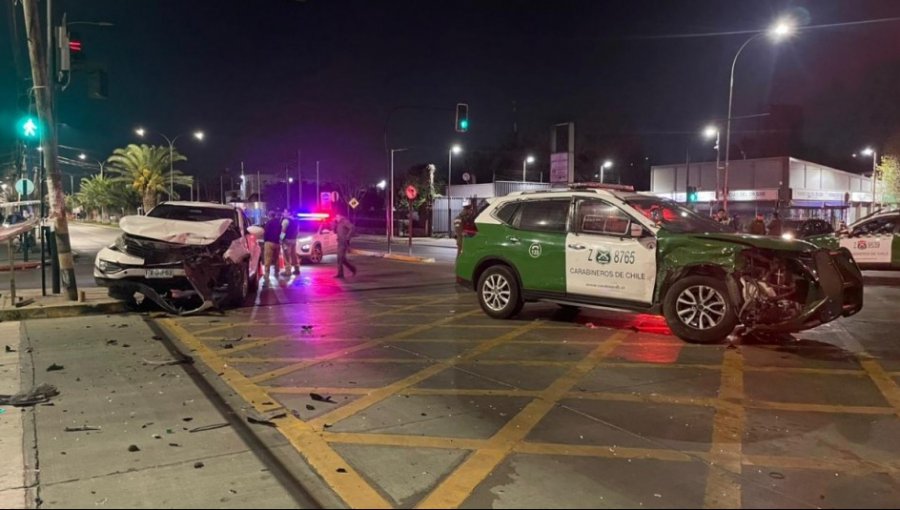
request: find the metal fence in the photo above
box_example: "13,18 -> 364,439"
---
432,197 -> 466,235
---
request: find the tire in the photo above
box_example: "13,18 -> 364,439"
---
309,244 -> 323,264
228,264 -> 250,307
663,275 -> 737,344
249,258 -> 262,289
477,265 -> 523,319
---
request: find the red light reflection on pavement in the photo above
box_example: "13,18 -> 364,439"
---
580,312 -> 682,364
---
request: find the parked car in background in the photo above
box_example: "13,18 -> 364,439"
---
807,210 -> 900,270
780,218 -> 834,240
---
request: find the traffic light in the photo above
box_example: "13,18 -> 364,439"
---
455,103 -> 469,132
686,186 -> 698,203
17,115 -> 40,140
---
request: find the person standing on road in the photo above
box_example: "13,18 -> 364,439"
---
767,212 -> 783,237
280,210 -> 300,276
454,201 -> 474,255
263,210 -> 283,282
749,213 -> 767,235
334,213 -> 357,279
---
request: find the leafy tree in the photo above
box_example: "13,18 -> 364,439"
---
75,175 -> 115,221
106,144 -> 192,212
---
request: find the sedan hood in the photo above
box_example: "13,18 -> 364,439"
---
684,232 -> 817,253
119,215 -> 232,246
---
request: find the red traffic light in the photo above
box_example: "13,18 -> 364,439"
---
69,40 -> 82,52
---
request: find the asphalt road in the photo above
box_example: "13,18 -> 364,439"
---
139,256 -> 900,509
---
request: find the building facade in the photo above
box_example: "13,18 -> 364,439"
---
650,156 -> 881,225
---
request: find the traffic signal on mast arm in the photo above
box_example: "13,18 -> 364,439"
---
455,103 -> 469,132
686,186 -> 698,203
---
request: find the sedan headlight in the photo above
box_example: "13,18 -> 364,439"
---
97,259 -> 123,273
301,244 -> 311,252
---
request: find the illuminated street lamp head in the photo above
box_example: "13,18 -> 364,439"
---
79,153 -> 87,160
376,180 -> 387,190
768,17 -> 796,41
526,155 -> 535,164
194,131 -> 205,141
861,147 -> 874,156
703,126 -> 718,139
603,160 -> 613,169
288,177 -> 294,183
451,145 -> 462,154
135,127 -> 146,137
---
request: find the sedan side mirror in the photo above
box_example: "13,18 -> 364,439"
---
630,223 -> 645,238
247,226 -> 264,237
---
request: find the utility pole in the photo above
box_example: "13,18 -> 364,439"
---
297,149 -> 302,209
316,160 -> 320,208
21,0 -> 77,300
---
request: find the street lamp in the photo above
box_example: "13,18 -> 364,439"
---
599,160 -> 613,183
722,17 -> 796,212
522,155 -> 535,182
78,153 -> 86,160
448,145 -> 462,238
135,127 -> 205,199
860,147 -> 879,210
376,179 -> 387,190
388,148 -> 410,253
703,125 -> 721,200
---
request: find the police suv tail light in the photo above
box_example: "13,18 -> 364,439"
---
463,222 -> 478,237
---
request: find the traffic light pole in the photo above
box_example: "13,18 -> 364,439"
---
21,0 -> 78,301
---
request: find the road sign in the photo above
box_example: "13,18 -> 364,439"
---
15,178 -> 35,196
320,191 -> 332,209
348,197 -> 360,209
405,185 -> 418,200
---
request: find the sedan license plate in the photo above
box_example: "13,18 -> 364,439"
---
146,268 -> 174,279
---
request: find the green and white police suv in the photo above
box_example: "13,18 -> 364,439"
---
455,187 -> 864,343
806,210 -> 900,271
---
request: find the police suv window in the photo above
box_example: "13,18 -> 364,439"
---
576,200 -> 631,236
515,200 -> 570,233
854,217 -> 897,236
494,202 -> 520,225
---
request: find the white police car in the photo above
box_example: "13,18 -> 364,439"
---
294,213 -> 338,263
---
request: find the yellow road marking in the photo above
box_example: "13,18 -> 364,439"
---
248,309 -> 482,384
743,454 -> 900,475
309,321 -> 546,430
703,348 -> 744,509
156,319 -> 392,509
324,432 -> 488,451
745,399 -> 895,415
516,442 -> 705,463
415,331 -> 628,509
212,337 -> 283,355
858,358 -> 900,419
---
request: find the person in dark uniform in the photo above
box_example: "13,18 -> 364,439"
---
334,213 -> 357,279
280,210 -> 300,276
767,212 -> 783,237
749,213 -> 767,235
262,210 -> 283,282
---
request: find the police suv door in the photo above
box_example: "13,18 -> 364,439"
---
840,214 -> 898,269
565,198 -> 657,304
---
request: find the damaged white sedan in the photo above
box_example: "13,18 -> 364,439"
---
94,202 -> 263,315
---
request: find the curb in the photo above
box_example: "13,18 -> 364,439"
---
350,249 -> 436,264
0,299 -> 127,321
0,262 -> 42,272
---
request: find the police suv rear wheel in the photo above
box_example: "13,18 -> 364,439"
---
477,265 -> 523,319
663,275 -> 736,344
310,244 -> 323,264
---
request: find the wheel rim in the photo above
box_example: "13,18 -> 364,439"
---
312,246 -> 322,263
481,273 -> 511,312
241,268 -> 249,298
675,285 -> 726,330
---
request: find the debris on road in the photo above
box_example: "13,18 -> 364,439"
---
0,383 -> 59,406
15,298 -> 35,308
310,393 -> 335,404
5,345 -> 15,353
46,363 -> 65,372
128,445 -> 141,452
194,462 -> 205,469
64,425 -> 101,432
305,404 -> 315,411
142,355 -> 194,368
188,423 -> 230,433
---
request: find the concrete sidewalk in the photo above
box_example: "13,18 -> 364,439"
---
0,321 -> 28,509
0,288 -> 126,322
12,314 -> 328,508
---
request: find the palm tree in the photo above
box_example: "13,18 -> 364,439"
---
76,175 -> 115,221
106,144 -> 192,213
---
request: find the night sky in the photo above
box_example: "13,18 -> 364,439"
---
2,0 -> 900,191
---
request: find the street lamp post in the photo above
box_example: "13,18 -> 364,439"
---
522,155 -> 535,182
861,147 -> 878,211
723,18 -> 795,213
703,126 -> 720,202
389,148 -> 409,253
448,145 -> 462,238
599,160 -> 613,184
135,127 -> 204,200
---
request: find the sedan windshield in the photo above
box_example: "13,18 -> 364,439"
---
626,196 -> 731,234
147,205 -> 235,222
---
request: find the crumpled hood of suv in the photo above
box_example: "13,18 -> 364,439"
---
119,216 -> 233,246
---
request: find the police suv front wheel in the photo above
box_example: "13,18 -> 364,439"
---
663,275 -> 737,344
477,265 -> 523,319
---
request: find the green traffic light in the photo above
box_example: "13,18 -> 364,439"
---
17,116 -> 40,139
459,119 -> 469,131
